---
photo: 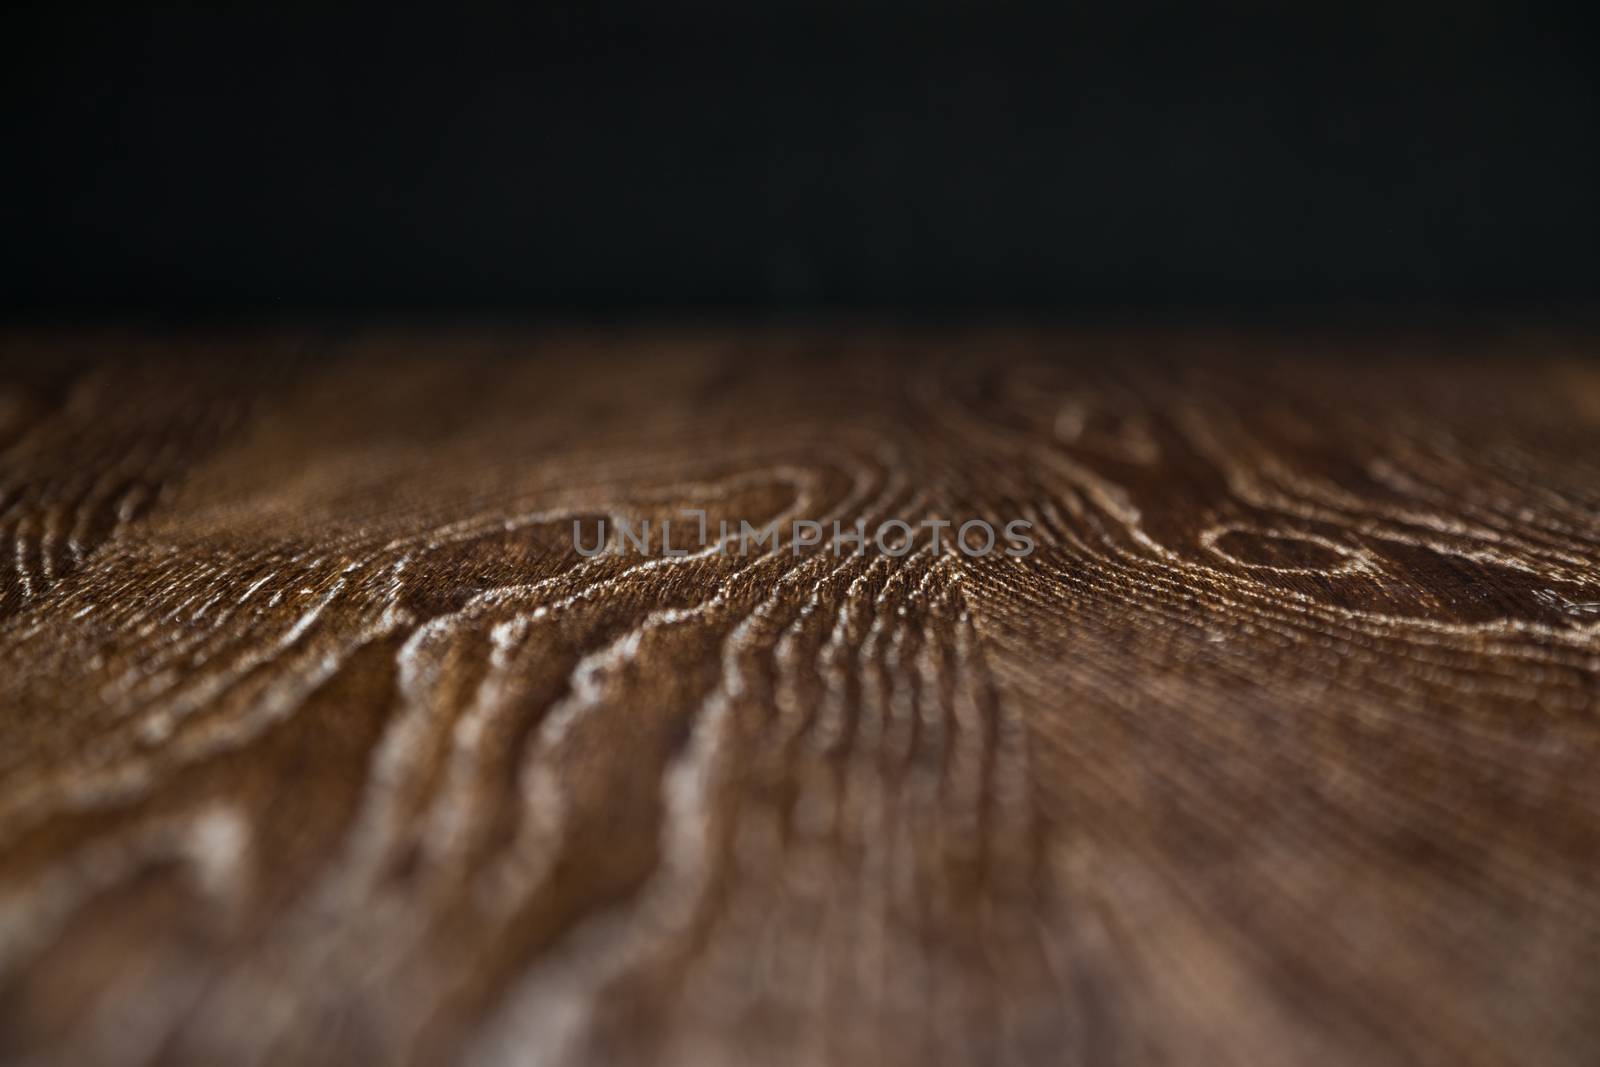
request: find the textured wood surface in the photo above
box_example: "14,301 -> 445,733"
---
1,329 -> 1598,1066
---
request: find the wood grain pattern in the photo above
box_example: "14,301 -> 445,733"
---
1,328 -> 1598,1066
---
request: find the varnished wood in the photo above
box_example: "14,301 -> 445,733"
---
1,328 -> 1598,1066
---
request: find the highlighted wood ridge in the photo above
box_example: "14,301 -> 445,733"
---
0,328 -> 1598,1066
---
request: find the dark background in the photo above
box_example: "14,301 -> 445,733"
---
3,1 -> 1596,320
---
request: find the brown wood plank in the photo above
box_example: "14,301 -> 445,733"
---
1,328 -> 1598,1066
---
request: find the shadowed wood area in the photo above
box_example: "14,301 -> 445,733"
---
1,328 -> 1598,1066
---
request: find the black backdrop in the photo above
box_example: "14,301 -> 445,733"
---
4,1 -> 1597,318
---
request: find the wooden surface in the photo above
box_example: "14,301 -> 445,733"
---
1,328 -> 1598,1066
